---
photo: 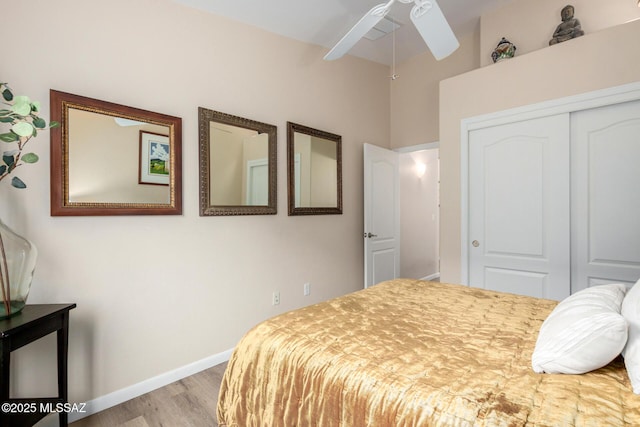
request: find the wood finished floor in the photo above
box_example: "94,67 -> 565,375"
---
69,362 -> 227,427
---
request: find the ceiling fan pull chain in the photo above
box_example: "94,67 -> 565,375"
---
412,0 -> 433,19
391,25 -> 399,80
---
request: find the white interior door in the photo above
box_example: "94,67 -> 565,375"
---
468,114 -> 571,300
364,143 -> 399,288
571,99 -> 640,292
246,158 -> 268,205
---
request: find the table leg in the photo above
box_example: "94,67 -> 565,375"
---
57,313 -> 69,427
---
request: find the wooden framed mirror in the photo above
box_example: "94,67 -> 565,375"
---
50,90 -> 182,216
198,107 -> 277,216
287,122 -> 342,216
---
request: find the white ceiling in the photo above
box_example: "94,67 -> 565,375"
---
174,0 -> 517,65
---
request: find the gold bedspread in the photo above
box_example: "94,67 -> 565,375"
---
217,279 -> 640,426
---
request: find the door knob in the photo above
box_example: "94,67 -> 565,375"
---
364,232 -> 378,238
472,240 -> 480,247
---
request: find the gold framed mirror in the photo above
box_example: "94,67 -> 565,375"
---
287,122 -> 342,216
198,107 -> 277,216
50,90 -> 182,216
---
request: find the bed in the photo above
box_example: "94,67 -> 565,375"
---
217,279 -> 640,426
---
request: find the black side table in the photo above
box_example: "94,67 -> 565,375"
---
0,304 -> 76,427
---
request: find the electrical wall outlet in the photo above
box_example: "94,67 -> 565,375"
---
304,283 -> 311,296
272,291 -> 280,305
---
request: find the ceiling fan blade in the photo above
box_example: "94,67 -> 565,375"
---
323,2 -> 392,61
410,0 -> 459,60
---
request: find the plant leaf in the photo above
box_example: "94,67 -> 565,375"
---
2,152 -> 15,167
50,121 -> 60,128
0,165 -> 5,175
0,132 -> 18,142
11,121 -> 33,137
11,96 -> 31,116
1,88 -> 12,102
11,176 -> 26,189
0,116 -> 13,123
32,116 -> 46,129
12,95 -> 30,103
21,152 -> 39,163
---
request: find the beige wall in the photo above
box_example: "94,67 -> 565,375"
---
210,125 -> 249,205
439,18 -> 640,283
390,29 -> 480,148
0,0 -> 389,408
293,133 -> 312,206
309,136 -> 338,207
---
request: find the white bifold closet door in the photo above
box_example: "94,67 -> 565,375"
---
469,99 -> 640,300
571,100 -> 640,291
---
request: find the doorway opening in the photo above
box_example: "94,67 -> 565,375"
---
397,143 -> 440,281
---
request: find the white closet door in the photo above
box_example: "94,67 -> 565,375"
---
468,114 -> 571,300
571,100 -> 640,292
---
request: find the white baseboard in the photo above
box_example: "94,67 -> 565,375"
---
421,273 -> 440,281
69,348 -> 234,423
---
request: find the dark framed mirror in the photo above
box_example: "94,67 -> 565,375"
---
287,122 -> 342,216
50,90 -> 182,216
198,107 -> 277,216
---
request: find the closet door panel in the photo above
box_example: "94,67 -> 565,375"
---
571,100 -> 640,292
468,114 -> 571,300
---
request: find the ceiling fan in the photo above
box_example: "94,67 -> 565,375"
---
323,0 -> 459,61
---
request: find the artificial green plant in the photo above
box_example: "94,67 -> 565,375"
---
0,82 -> 58,189
0,82 -> 57,317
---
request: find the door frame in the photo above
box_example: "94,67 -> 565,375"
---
460,81 -> 640,285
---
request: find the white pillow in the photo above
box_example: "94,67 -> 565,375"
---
532,283 -> 628,374
621,278 -> 640,393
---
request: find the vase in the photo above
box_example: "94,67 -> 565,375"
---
491,37 -> 516,63
0,218 -> 37,319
